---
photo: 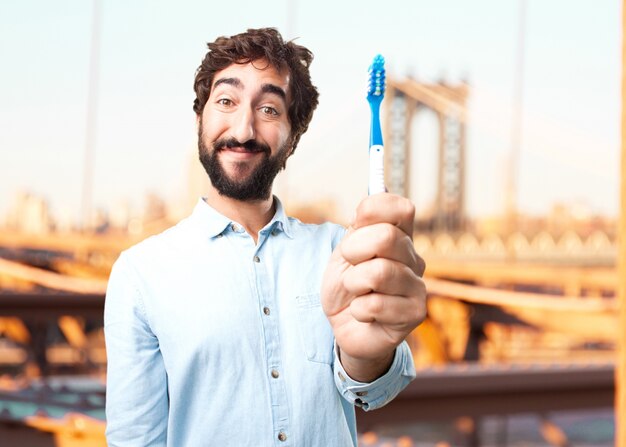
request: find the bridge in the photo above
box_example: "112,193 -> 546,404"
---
0,70 -> 621,445
0,233 -> 618,445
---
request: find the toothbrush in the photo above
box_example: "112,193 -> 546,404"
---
367,54 -> 386,195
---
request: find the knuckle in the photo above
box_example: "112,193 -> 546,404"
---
405,241 -> 426,276
376,224 -> 396,248
396,309 -> 412,327
366,295 -> 385,315
338,236 -> 355,262
356,198 -> 375,222
418,299 -> 428,322
413,275 -> 426,293
404,235 -> 418,256
416,255 -> 426,276
370,259 -> 392,289
406,299 -> 426,327
401,199 -> 416,220
413,308 -> 426,326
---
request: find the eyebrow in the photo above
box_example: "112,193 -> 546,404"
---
261,84 -> 287,102
213,77 -> 287,102
213,77 -> 241,89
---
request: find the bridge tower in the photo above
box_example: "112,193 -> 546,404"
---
384,78 -> 469,233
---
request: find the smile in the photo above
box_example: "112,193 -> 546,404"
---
218,147 -> 265,161
222,146 -> 264,154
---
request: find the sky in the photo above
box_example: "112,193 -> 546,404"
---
0,0 -> 621,225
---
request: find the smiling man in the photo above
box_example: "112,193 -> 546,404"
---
104,28 -> 426,447
198,60 -> 293,203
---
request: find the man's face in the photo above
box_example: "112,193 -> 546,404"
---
198,59 -> 292,201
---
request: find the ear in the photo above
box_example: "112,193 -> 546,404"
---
287,134 -> 297,157
280,144 -> 295,170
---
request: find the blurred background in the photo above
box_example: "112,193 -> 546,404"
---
0,0 -> 621,445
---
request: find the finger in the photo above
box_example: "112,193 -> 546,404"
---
340,223 -> 425,275
349,293 -> 426,327
352,193 -> 415,237
342,257 -> 425,297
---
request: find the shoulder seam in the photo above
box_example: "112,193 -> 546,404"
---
116,253 -> 153,331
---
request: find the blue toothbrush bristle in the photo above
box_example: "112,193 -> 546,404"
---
368,54 -> 386,97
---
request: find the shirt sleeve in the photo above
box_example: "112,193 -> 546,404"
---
333,340 -> 416,411
104,253 -> 169,446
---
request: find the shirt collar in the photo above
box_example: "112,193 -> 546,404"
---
271,196 -> 293,239
191,196 -> 293,239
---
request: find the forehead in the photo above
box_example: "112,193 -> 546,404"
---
211,60 -> 291,97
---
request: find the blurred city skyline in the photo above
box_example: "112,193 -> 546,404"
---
0,0 -> 620,227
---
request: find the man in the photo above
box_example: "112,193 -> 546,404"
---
105,28 -> 426,446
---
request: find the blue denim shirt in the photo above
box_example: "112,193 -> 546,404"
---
104,198 -> 416,446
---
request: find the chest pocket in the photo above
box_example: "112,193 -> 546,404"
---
295,293 -> 334,364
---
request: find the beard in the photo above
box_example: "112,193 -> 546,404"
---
198,127 -> 290,202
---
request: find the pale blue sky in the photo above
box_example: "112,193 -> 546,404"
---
0,0 -> 620,224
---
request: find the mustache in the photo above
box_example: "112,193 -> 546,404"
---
212,138 -> 271,154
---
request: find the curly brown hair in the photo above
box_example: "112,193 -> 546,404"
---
193,28 -> 319,153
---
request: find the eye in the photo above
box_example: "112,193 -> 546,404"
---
217,98 -> 232,106
260,106 -> 279,116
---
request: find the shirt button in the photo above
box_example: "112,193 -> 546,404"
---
278,431 -> 287,442
338,371 -> 346,382
356,391 -> 368,397
271,230 -> 278,236
231,224 -> 239,232
253,255 -> 260,263
354,398 -> 364,407
263,307 -> 270,316
271,369 -> 279,379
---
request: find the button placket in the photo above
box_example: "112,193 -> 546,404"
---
250,236 -> 290,442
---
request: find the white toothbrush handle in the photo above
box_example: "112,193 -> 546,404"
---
368,144 -> 386,195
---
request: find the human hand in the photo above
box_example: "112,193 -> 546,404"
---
321,193 -> 426,381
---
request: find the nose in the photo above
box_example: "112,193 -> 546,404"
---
230,105 -> 256,143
